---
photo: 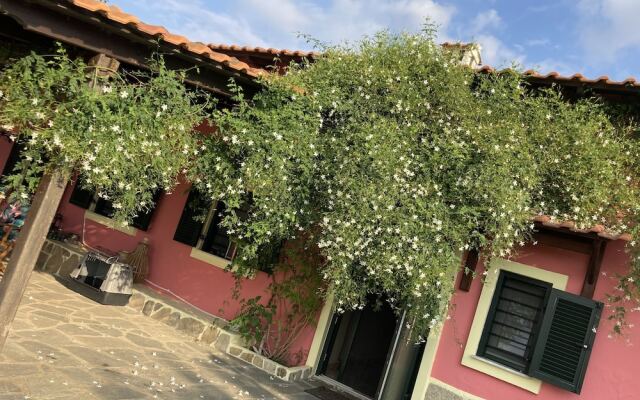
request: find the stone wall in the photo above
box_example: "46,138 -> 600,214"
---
227,343 -> 311,381
127,285 -> 312,382
36,239 -> 86,277
126,284 -> 238,353
425,380 -> 485,400
37,239 -> 312,382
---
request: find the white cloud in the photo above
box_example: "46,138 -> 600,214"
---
475,34 -> 525,68
116,0 -> 268,46
530,58 -> 578,76
113,0 -> 533,70
576,0 -> 640,65
469,9 -> 502,34
461,9 -> 524,68
525,38 -> 550,47
233,0 -> 457,49
115,0 -> 456,51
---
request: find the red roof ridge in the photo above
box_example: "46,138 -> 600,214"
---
66,0 -> 264,78
441,41 -> 476,48
481,65 -> 640,89
532,215 -> 631,241
208,43 -> 319,59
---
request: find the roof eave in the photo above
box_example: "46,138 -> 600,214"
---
0,0 -> 262,97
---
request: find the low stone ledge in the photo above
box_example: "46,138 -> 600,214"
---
36,239 -> 87,276
226,344 -> 312,382
425,380 -> 485,400
127,287 -> 231,348
128,285 -> 311,382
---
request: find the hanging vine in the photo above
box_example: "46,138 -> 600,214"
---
0,46 -> 213,222
192,27 -> 640,337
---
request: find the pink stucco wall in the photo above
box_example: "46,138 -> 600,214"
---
55,178 -> 272,321
0,141 -> 317,366
432,240 -> 640,400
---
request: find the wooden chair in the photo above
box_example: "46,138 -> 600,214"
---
0,223 -> 20,263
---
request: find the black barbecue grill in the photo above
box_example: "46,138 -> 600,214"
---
58,251 -> 134,306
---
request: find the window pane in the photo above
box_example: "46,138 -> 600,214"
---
478,272 -> 551,372
173,188 -> 210,247
490,323 -> 531,346
94,197 -> 115,218
201,201 -> 233,260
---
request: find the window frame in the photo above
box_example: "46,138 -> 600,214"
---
476,270 -> 552,373
173,188 -> 276,273
198,200 -> 238,261
173,188 -> 238,263
68,180 -> 160,232
463,259 -> 603,394
461,259 -> 569,394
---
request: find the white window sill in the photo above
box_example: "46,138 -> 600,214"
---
189,247 -> 232,270
461,352 -> 541,394
85,210 -> 137,237
470,355 -> 531,379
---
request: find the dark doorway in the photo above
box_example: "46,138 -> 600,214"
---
318,296 -> 427,399
319,295 -> 398,398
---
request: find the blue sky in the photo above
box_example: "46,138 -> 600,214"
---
111,0 -> 639,81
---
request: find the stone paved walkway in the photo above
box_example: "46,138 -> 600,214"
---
0,272 -> 319,400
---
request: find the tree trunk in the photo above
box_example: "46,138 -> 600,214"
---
0,171 -> 68,351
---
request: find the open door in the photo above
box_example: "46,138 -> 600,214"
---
318,295 -> 425,399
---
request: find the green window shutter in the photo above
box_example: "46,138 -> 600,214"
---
69,179 -> 94,209
173,188 -> 211,247
476,271 -> 551,373
529,289 -> 603,394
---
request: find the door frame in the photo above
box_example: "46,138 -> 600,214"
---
305,287 -> 453,400
316,304 -> 415,400
375,310 -> 407,397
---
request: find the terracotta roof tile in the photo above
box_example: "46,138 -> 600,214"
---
135,22 -> 169,37
209,42 -> 479,59
208,44 -> 319,59
441,42 -> 475,49
533,215 -> 631,241
66,0 -> 264,78
484,65 -> 640,90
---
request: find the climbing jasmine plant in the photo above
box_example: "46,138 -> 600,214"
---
194,27 -> 640,337
0,47 -> 210,222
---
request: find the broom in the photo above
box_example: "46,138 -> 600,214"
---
123,237 -> 149,283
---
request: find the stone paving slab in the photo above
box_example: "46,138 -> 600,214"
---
0,272 -> 319,400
